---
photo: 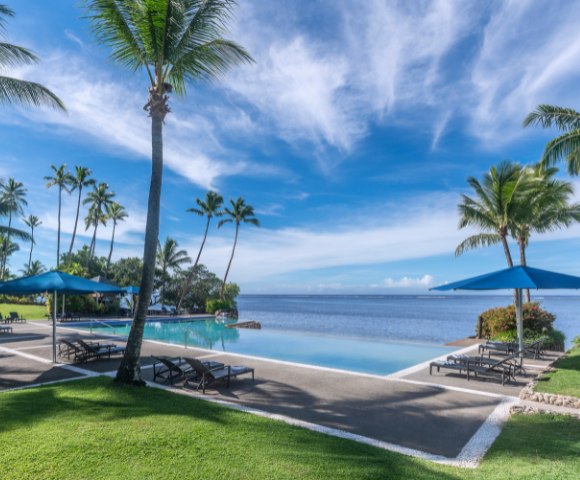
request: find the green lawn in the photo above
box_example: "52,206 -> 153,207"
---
0,304 -> 48,320
0,377 -> 579,479
534,347 -> 580,398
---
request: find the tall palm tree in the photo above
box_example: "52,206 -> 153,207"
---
156,237 -> 191,308
104,202 -> 128,278
0,5 -> 66,111
20,260 -> 45,277
45,165 -> 74,269
0,232 -> 18,280
523,105 -> 580,175
22,214 -> 41,274
67,165 -> 96,267
0,177 -> 27,280
82,182 -> 115,264
456,161 -> 534,307
217,197 -> 260,301
510,164 -> 580,302
177,191 -> 223,312
78,0 -> 254,385
84,206 -> 108,267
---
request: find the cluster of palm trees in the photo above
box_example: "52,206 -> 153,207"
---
156,193 -> 260,310
44,165 -> 128,274
457,104 -> 580,305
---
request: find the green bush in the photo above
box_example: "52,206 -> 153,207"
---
206,299 -> 231,314
489,328 -> 565,349
572,335 -> 580,347
478,302 -> 556,338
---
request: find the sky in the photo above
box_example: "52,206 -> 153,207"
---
3,0 -> 580,295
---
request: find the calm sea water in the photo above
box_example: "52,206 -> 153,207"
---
236,295 -> 580,348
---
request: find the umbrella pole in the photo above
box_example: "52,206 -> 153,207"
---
53,290 -> 57,363
62,294 -> 65,317
517,288 -> 523,365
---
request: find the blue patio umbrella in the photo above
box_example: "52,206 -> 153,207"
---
432,266 -> 580,357
0,271 -> 125,362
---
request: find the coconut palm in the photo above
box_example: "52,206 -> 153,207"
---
78,0 -> 254,384
217,197 -> 260,301
456,161 -> 535,307
0,232 -> 18,280
523,105 -> 580,175
156,237 -> 191,308
22,214 -> 41,275
45,165 -> 74,269
84,206 -> 108,267
67,165 -> 96,267
0,5 -> 66,111
104,202 -> 128,278
82,182 -> 115,264
177,191 -> 224,312
0,177 -> 27,280
20,260 -> 46,277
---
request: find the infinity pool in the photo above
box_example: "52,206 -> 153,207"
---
73,318 -> 458,376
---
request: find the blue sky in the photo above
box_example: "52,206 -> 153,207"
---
3,0 -> 580,294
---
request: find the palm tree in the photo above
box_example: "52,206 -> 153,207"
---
156,237 -> 191,308
104,202 -> 128,278
20,260 -> 46,277
177,191 -> 223,312
0,5 -> 66,112
523,105 -> 580,175
217,197 -> 260,301
22,214 -> 41,274
67,165 -> 96,267
84,207 -> 108,267
78,0 -> 254,385
0,177 -> 27,280
456,161 -> 534,307
82,182 -> 115,264
0,232 -> 19,280
510,164 -> 580,302
45,165 -> 74,269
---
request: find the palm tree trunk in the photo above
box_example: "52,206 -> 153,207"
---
177,216 -> 210,312
499,234 -> 519,308
28,227 -> 34,275
86,222 -> 98,268
161,265 -> 166,309
116,110 -> 164,386
518,236 -> 531,303
57,187 -> 62,269
221,223 -> 239,301
1,210 -> 12,281
67,187 -> 82,267
105,220 -> 116,278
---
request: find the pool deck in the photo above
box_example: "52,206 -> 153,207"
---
0,320 -> 570,466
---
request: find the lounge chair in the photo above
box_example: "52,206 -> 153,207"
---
478,337 -> 546,360
0,324 -> 12,334
183,357 -> 254,394
59,339 -> 115,361
9,312 -> 26,323
430,352 -> 519,386
75,338 -> 125,362
151,356 -> 194,385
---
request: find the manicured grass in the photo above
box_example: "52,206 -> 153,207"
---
0,304 -> 47,320
1,377 -> 579,479
535,347 -> 580,398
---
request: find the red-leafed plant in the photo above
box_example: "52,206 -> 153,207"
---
478,302 -> 556,338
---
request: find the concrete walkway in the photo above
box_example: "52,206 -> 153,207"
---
0,320 -> 568,467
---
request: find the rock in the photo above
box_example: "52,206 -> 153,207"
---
224,320 -> 261,330
214,309 -> 239,319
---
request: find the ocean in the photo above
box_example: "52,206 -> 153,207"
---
236,295 -> 580,348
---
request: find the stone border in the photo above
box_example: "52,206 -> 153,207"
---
510,404 -> 580,420
519,349 -> 580,410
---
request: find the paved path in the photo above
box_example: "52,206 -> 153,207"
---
0,320 -> 567,466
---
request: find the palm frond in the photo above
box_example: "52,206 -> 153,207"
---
541,130 -> 580,174
186,207 -> 205,216
243,217 -> 260,227
217,218 -> 233,229
0,76 -> 66,111
0,42 -> 38,69
523,104 -> 580,131
455,234 -> 501,258
0,5 -> 15,37
0,225 -> 31,242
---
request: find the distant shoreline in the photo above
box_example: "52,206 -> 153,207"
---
238,294 -> 580,299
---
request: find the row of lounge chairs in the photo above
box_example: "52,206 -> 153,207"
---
152,355 -> 254,394
58,312 -> 81,322
1,312 -> 26,324
58,338 -> 126,363
429,337 -> 548,386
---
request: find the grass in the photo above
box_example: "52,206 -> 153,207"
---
0,304 -> 47,320
1,377 -> 579,479
534,347 -> 580,398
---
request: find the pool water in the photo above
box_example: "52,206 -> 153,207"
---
75,318 -> 458,376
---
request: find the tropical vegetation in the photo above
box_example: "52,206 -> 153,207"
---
22,214 -> 41,275
44,165 -> 73,268
67,165 -> 96,267
156,237 -> 191,308
104,202 -> 128,277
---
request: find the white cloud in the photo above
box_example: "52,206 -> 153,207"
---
382,275 -> 436,288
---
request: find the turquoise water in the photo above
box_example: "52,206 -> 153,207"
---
76,318 -> 457,376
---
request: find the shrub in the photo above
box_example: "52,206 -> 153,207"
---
478,301 -> 556,338
573,335 -> 580,347
206,299 -> 231,314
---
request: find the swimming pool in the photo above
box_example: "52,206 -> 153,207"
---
72,318 -> 458,376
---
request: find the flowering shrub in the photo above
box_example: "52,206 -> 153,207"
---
478,301 -> 556,338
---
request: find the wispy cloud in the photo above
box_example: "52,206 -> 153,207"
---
381,275 -> 436,288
